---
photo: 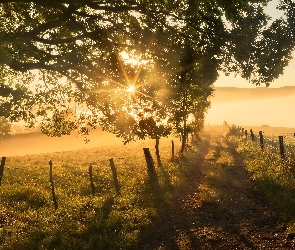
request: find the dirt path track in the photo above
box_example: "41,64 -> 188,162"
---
135,130 -> 294,249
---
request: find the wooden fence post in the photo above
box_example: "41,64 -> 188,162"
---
155,136 -> 162,166
0,157 -> 6,186
171,140 -> 175,162
278,136 -> 285,159
109,158 -> 120,194
89,164 -> 95,196
250,129 -> 255,141
143,148 -> 156,180
259,131 -> 264,150
49,160 -> 58,210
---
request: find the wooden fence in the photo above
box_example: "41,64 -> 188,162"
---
233,126 -> 295,161
0,140 -> 179,210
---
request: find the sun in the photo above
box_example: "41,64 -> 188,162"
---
126,85 -> 136,93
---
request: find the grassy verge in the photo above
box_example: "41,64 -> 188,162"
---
0,136 -> 206,249
226,130 -> 295,235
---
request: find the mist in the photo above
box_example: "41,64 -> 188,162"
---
0,128 -> 122,157
2,87 -> 294,157
205,87 -> 295,127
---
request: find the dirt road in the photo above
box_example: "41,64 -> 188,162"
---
135,129 -> 294,249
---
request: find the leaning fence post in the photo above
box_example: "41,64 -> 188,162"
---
109,158 -> 120,194
89,164 -> 95,196
143,148 -> 156,180
259,131 -> 264,150
0,157 -> 6,186
171,140 -> 175,162
278,136 -> 285,159
49,160 -> 58,210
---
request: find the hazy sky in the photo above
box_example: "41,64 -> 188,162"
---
215,0 -> 295,89
205,95 -> 295,127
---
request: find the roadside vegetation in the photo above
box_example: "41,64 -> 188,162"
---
226,126 -> 295,237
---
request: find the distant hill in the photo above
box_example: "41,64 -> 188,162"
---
211,86 -> 295,102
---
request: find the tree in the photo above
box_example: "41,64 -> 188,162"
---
0,0 -> 295,143
0,117 -> 11,140
165,41 -> 215,151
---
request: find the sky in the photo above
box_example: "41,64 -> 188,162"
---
214,0 -> 295,89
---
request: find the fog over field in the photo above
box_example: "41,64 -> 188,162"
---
206,86 -> 295,127
0,128 -> 147,157
0,128 -> 176,157
1,86 -> 294,157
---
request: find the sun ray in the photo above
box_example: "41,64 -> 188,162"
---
116,51 -> 130,84
132,60 -> 196,91
88,30 -> 195,107
131,32 -> 156,86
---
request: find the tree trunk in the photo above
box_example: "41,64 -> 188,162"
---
181,119 -> 187,152
171,140 -> 175,161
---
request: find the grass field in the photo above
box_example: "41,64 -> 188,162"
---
0,133 -> 192,249
1,126 -> 295,249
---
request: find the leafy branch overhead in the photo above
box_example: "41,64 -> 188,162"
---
0,0 -> 294,142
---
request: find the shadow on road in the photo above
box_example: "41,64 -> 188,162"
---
134,130 -> 289,249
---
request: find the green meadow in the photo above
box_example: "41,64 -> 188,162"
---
0,135 -> 196,249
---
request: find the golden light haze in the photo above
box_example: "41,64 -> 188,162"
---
206,87 -> 295,127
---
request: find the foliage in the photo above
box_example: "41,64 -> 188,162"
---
1,1 -> 295,142
166,43 -> 214,150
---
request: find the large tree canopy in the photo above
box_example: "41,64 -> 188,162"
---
0,0 -> 295,142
